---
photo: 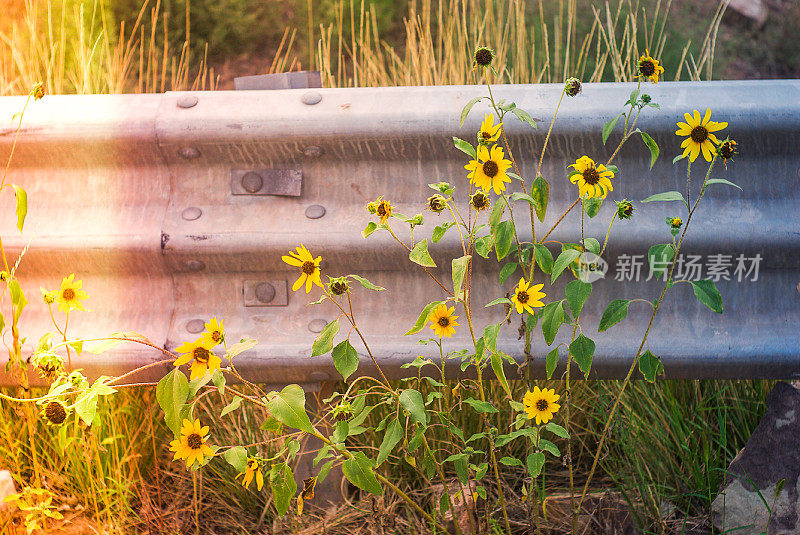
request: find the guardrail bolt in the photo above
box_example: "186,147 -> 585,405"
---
181,207 -> 202,221
308,319 -> 328,333
308,371 -> 330,381
179,147 -> 201,159
305,205 -> 326,219
301,91 -> 322,105
254,282 -> 276,303
177,95 -> 199,108
186,319 -> 206,333
241,172 -> 264,193
186,260 -> 205,272
303,146 -> 324,158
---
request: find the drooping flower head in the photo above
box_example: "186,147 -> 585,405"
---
56,273 -> 89,313
41,400 -> 69,426
282,244 -> 323,293
569,156 -> 614,199
565,77 -> 582,97
510,278 -> 546,315
675,109 -> 727,162
637,50 -> 665,84
169,418 -> 214,468
477,114 -> 502,144
426,194 -> 447,213
174,337 -> 222,380
470,191 -> 490,212
615,199 -> 635,220
238,457 -> 264,491
523,387 -> 561,425
297,476 -> 317,515
717,138 -> 738,169
428,304 -> 459,338
465,144 -> 512,195
328,276 -> 350,296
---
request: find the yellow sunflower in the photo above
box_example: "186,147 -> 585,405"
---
238,457 -> 264,491
478,114 -> 502,144
201,317 -> 225,346
523,387 -> 561,425
174,337 -> 222,380
569,156 -> 614,199
55,273 -> 89,313
510,278 -> 546,315
40,400 -> 69,427
428,304 -> 459,338
675,109 -> 728,162
169,418 -> 214,468
636,50 -> 665,84
465,144 -> 512,195
282,244 -> 323,293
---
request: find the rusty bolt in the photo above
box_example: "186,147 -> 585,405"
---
186,319 -> 205,333
181,207 -> 202,221
305,205 -> 326,219
241,172 -> 263,193
178,147 -> 201,159
255,282 -> 276,303
186,260 -> 205,272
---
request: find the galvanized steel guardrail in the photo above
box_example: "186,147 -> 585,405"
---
0,80 -> 798,385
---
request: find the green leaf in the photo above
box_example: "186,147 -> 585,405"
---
539,439 -> 561,457
331,340 -> 360,381
637,131 -> 659,169
452,255 -> 471,297
648,244 -> 675,279
349,274 -> 386,291
432,222 -> 455,243
489,197 -> 505,227
499,456 -> 524,467
510,192 -> 535,204
453,137 -> 476,159
602,114 -> 622,145
405,300 -> 444,335
499,262 -> 517,285
569,334 -> 595,378
474,235 -> 494,258
546,422 -> 569,439
598,299 -> 631,332
311,319 -> 340,357
266,384 -> 315,434
527,452 -> 545,478
541,302 -> 564,346
409,239 -> 436,268
223,446 -> 248,472
485,297 -> 512,308
511,107 -> 539,128
672,154 -> 687,164
491,351 -> 511,399
460,96 -> 483,126
534,244 -> 553,274
220,395 -> 243,417
706,178 -> 742,191
546,347 -> 559,379
376,419 -> 403,467
642,191 -> 688,209
399,389 -> 428,426
531,175 -> 550,222
492,220 -> 515,261
482,323 -> 501,352
342,452 -> 382,495
211,369 -> 226,396
270,462 -> 297,516
691,279 -> 723,313
8,279 -> 27,324
638,350 -> 664,382
11,185 -> 27,232
582,238 -> 601,255
463,397 -> 498,413
74,393 -> 98,426
362,221 -> 377,238
156,369 -> 190,436
551,249 -> 581,284
565,280 -> 592,317
582,196 -> 602,218
226,338 -> 257,359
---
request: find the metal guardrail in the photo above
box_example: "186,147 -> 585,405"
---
0,80 -> 798,385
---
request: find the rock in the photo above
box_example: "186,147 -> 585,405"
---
712,382 -> 800,534
727,0 -> 768,25
0,470 -> 17,514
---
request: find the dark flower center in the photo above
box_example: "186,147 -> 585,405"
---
377,202 -> 390,217
690,126 -> 708,143
719,141 -> 737,159
45,402 -> 67,424
247,460 -> 258,471
302,261 -> 316,275
437,317 -> 450,327
330,281 -> 348,295
475,48 -> 493,66
187,433 -> 202,449
471,194 -> 488,209
483,160 -> 499,178
193,346 -> 210,364
535,399 -> 549,412
582,167 -> 600,185
211,331 -> 221,342
639,60 -> 655,76
62,288 -> 75,300
481,130 -> 493,140
517,291 -> 529,304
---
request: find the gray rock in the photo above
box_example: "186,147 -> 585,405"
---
712,382 -> 800,534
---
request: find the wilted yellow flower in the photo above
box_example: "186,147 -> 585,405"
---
465,144 -> 512,195
428,304 -> 459,338
636,50 -> 665,84
675,109 -> 727,162
510,278 -> 546,315
169,418 -> 214,468
523,387 -> 561,425
297,476 -> 317,515
282,244 -> 323,293
569,156 -> 614,199
55,274 -> 89,313
174,337 -> 221,380
238,457 -> 264,491
40,400 -> 69,426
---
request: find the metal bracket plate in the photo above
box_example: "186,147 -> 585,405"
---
231,169 -> 302,196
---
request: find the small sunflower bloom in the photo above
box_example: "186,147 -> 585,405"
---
41,400 -> 69,426
55,273 -> 89,313
637,50 -> 665,84
510,278 -> 546,315
34,351 -> 64,380
32,82 -> 45,100
282,244 -> 323,293
669,217 -> 683,229
717,139 -> 738,169
616,199 -> 635,220
523,387 -> 561,425
238,457 -> 264,491
477,114 -> 502,144
0,271 -> 8,282
473,46 -> 494,67
569,156 -> 614,199
201,317 -> 224,346
174,337 -> 221,380
426,194 -> 447,213
328,276 -> 349,296
169,418 -> 214,468
428,304 -> 459,338
465,144 -> 512,195
331,400 -> 353,421
565,77 -> 582,97
470,191 -> 490,212
675,109 -> 728,162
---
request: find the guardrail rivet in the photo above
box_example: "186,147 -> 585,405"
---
186,260 -> 205,272
186,319 -> 206,333
179,147 -> 201,159
181,207 -> 202,221
241,172 -> 264,193
177,95 -> 199,108
303,146 -> 324,158
308,371 -> 330,381
301,91 -> 322,105
308,319 -> 328,333
305,205 -> 326,219
255,282 -> 276,303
